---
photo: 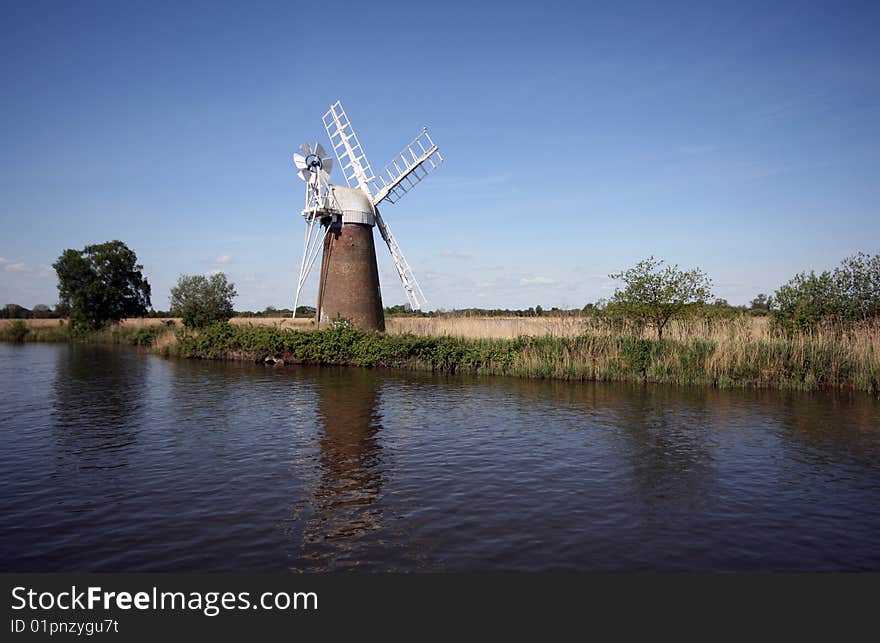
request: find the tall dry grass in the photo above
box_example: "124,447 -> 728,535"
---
386,316 -> 587,339
4,315 -> 878,395
385,315 -> 772,340
230,317 -> 315,330
170,317 -> 879,395
387,315 -> 879,394
0,317 -> 313,331
0,317 -> 177,330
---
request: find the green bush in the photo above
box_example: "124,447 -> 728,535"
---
772,270 -> 840,333
132,326 -> 167,346
772,253 -> 880,332
170,273 -> 237,329
5,320 -> 29,342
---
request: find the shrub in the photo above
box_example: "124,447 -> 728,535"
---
170,273 -> 237,329
132,326 -> 167,346
772,253 -> 880,332
5,320 -> 29,342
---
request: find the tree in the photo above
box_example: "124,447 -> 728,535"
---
170,272 -> 237,328
384,304 -> 408,316
834,252 -> 880,321
32,304 -> 51,318
750,293 -> 774,311
771,252 -> 880,332
608,256 -> 713,339
772,270 -> 841,332
53,240 -> 151,330
2,304 -> 30,319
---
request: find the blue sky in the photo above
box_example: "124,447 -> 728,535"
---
2,0 -> 878,311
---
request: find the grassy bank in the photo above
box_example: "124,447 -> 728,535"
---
3,317 -> 878,396
171,321 -> 879,396
0,319 -> 170,346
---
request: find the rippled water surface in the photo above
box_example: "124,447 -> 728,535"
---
1,342 -> 879,571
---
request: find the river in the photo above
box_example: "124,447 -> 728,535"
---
1,342 -> 879,572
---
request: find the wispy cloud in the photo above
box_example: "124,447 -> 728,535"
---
0,257 -> 52,276
202,254 -> 233,266
519,276 -> 556,285
0,257 -> 31,273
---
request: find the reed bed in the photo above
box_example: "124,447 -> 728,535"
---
386,315 -> 773,340
171,320 -> 879,396
229,317 -> 315,329
3,316 -> 877,396
386,316 -> 588,339
0,318 -> 174,344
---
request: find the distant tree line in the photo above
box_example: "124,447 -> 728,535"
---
383,305 -> 587,318
6,241 -> 876,338
231,305 -> 316,318
1,303 -> 63,319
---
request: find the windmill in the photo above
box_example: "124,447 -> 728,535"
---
291,100 -> 442,331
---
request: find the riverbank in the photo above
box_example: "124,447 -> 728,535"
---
2,317 -> 878,396
174,321 -> 879,396
0,319 -> 169,345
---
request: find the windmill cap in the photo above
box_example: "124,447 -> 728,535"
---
329,185 -> 376,227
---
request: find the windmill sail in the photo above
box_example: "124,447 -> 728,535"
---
372,128 -> 443,206
322,101 -> 376,194
373,209 -> 427,311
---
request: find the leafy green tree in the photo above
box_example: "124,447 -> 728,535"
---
750,293 -> 774,311
772,252 -> 880,332
53,240 -> 151,331
772,270 -> 842,332
834,252 -> 880,321
170,272 -> 237,328
608,256 -> 713,339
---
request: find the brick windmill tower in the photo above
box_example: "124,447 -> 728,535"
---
292,101 -> 442,331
